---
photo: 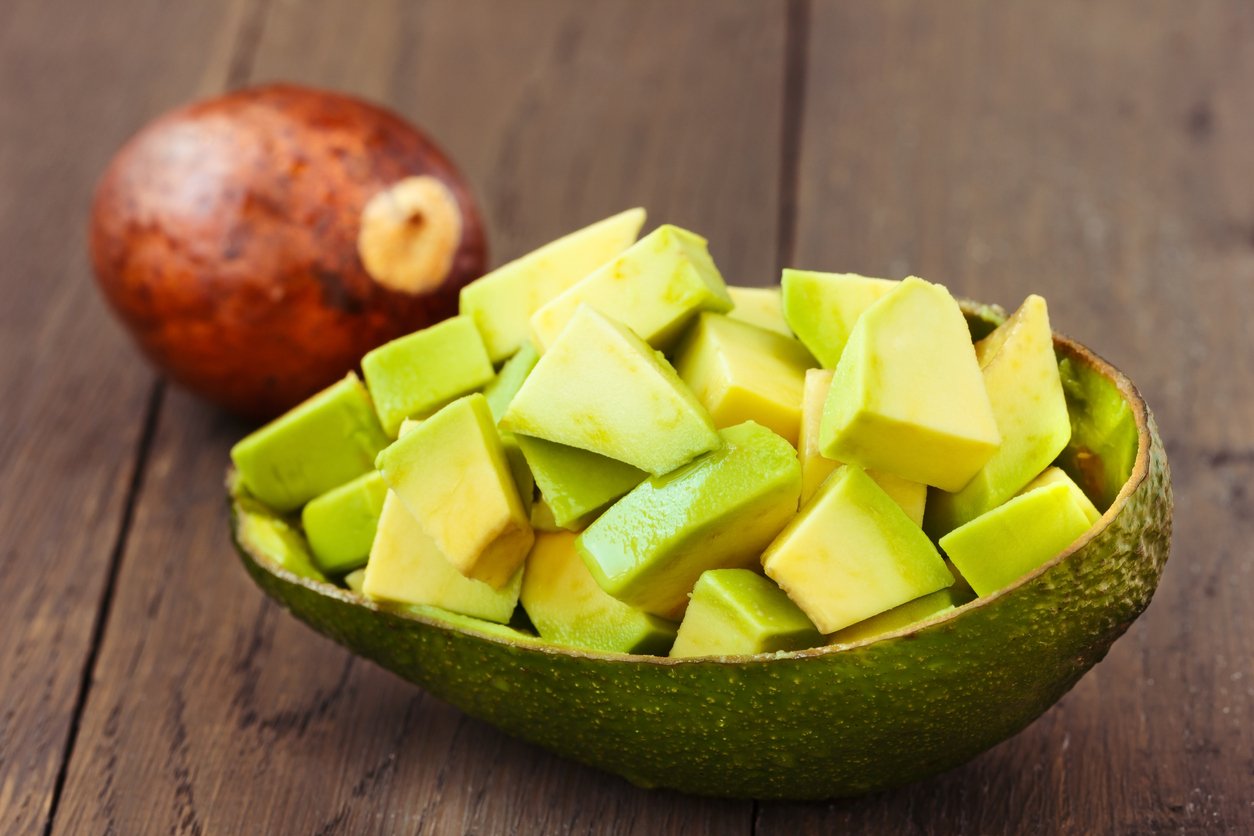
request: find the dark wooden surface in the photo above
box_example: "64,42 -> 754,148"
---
1,1 -> 1249,833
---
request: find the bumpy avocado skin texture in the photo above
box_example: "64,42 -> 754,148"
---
227,310 -> 1171,800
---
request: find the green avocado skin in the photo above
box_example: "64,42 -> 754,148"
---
228,321 -> 1172,800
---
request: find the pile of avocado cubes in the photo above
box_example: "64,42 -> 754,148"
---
231,208 -> 1102,657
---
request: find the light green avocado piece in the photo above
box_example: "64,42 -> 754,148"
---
343,568 -> 366,594
361,315 -> 495,437
460,209 -> 646,362
674,313 -> 815,446
781,270 -> 897,368
501,306 -> 721,476
763,466 -> 953,634
483,342 -> 541,420
1022,466 -> 1101,524
529,224 -> 733,352
670,569 -> 821,658
940,479 -> 1096,597
300,471 -> 387,575
228,304 -> 1173,799
481,344 -> 542,516
529,496 -> 563,532
1057,355 -> 1139,511
230,373 -> 389,513
361,491 -> 522,623
925,295 -> 1072,536
235,508 -> 325,582
826,588 -> 965,646
521,532 -> 677,655
727,286 -> 790,336
819,278 -> 1001,492
578,421 -> 801,619
376,393 -> 533,588
516,435 -> 645,530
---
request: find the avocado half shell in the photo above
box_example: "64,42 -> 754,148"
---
227,303 -> 1172,799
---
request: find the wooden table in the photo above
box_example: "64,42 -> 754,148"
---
3,2 -> 1250,833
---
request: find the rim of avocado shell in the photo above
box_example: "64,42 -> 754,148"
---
229,302 -> 1155,666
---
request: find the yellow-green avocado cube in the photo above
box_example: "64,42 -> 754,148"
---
460,209 -> 646,362
726,286 -> 790,336
301,471 -> 387,575
521,532 -> 676,654
781,270 -> 896,368
674,313 -> 815,446
763,466 -> 953,633
826,587 -> 967,646
375,393 -> 534,588
940,470 -> 1097,597
230,373 -> 389,513
515,436 -> 645,530
925,295 -> 1072,536
670,569 -> 821,658
819,277 -> 1001,492
577,421 -> 801,619
501,306 -> 720,477
361,316 -> 494,437
529,224 -> 733,352
362,492 -> 522,623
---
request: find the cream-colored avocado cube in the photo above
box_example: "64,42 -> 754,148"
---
763,466 -> 954,633
819,277 -> 1001,492
799,369 -> 927,524
674,313 -> 815,446
501,306 -> 720,476
781,270 -> 897,368
727,286 -> 790,336
939,476 -> 1096,597
362,491 -> 522,623
529,225 -> 733,352
375,393 -> 533,588
460,208 -> 646,362
521,532 -> 676,655
924,295 -> 1072,535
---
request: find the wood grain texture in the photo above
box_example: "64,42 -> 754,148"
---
0,0 -> 251,832
51,1 -> 785,832
759,1 -> 1253,833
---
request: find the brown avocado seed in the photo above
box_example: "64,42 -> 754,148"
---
90,83 -> 488,420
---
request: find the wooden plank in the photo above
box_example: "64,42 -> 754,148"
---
0,0 -> 252,832
51,1 -> 786,832
759,1 -> 1253,833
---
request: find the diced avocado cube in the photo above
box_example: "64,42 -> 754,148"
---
800,369 -> 926,524
939,477 -> 1096,597
483,342 -> 540,421
819,278 -> 1001,492
781,270 -> 896,368
235,509 -> 325,582
362,492 -> 522,623
1021,466 -> 1101,524
501,306 -> 720,476
826,588 -> 964,645
578,422 -> 801,619
230,373 -> 389,512
375,393 -> 533,588
361,316 -> 494,437
763,466 -> 953,633
530,225 -> 733,352
529,496 -> 563,532
301,471 -> 387,575
515,436 -> 645,530
521,532 -> 677,655
925,295 -> 1072,536
343,568 -> 366,594
670,569 -> 821,658
727,286 -> 790,336
460,209 -> 646,362
674,313 -> 815,446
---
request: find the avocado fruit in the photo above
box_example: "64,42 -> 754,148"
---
226,302 -> 1171,799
